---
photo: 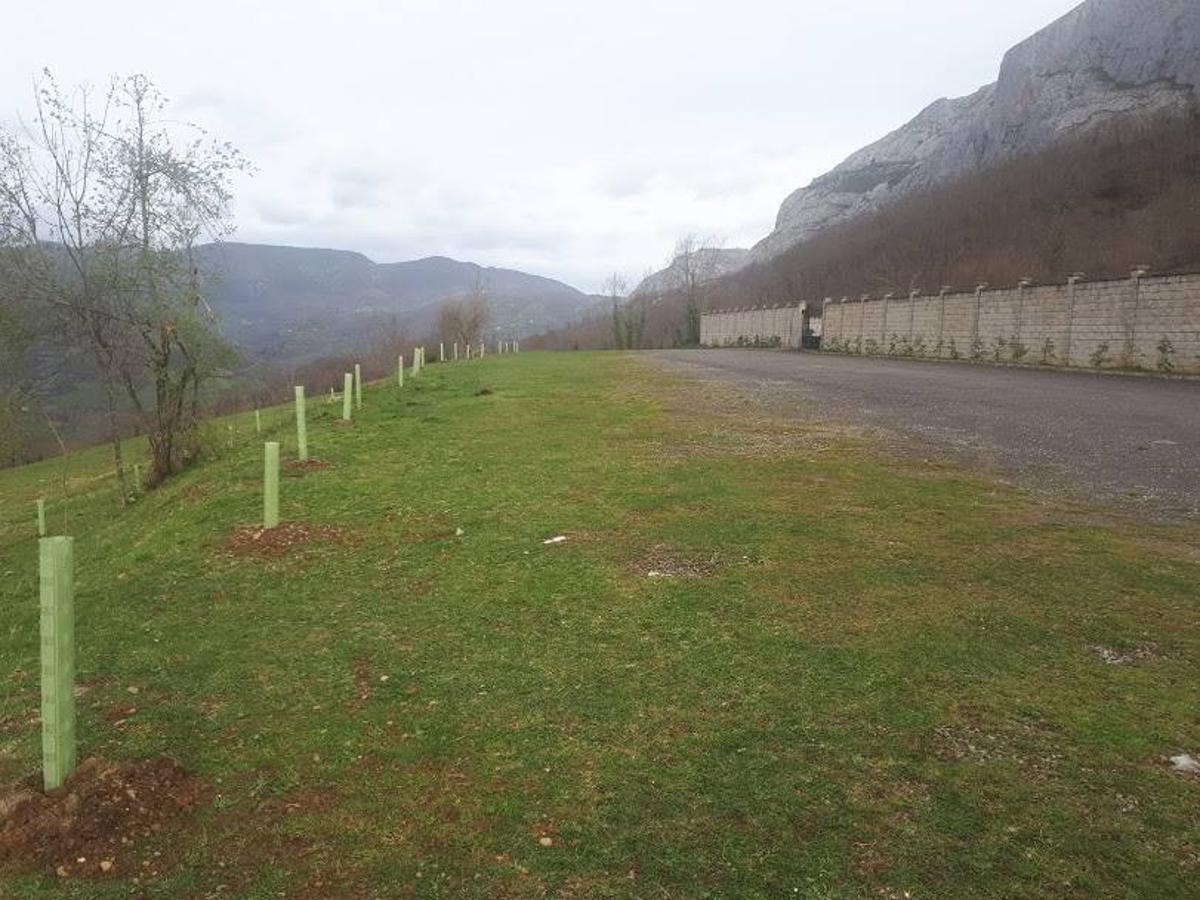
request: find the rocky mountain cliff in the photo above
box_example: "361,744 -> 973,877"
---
196,242 -> 599,360
751,0 -> 1199,261
633,0 -> 1199,293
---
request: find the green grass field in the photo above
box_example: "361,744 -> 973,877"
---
1,351 -> 1197,898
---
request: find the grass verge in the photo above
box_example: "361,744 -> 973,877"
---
0,351 -> 1197,898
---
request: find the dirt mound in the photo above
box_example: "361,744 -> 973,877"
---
0,757 -> 211,877
226,522 -> 349,557
284,458 -> 333,473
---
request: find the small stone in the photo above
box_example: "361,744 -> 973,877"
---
1170,753 -> 1200,775
99,860 -> 114,873
126,686 -> 140,695
538,836 -> 553,847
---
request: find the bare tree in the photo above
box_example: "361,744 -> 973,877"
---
437,270 -> 491,347
0,71 -> 247,491
669,234 -> 726,345
602,272 -> 647,350
603,272 -> 627,349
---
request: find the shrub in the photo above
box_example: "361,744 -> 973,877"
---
1157,337 -> 1175,373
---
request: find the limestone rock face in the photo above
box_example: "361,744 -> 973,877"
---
751,0 -> 1200,261
632,247 -> 751,297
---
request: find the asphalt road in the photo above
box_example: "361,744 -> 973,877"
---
648,350 -> 1200,519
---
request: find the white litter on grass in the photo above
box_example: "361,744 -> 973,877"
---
1170,753 -> 1200,775
542,535 -> 568,545
455,528 -> 464,537
646,571 -> 673,578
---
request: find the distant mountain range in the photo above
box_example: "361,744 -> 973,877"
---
195,242 -> 601,361
635,0 -> 1200,293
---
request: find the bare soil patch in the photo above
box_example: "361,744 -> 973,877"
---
1090,641 -> 1161,665
931,719 -> 1064,775
284,458 -> 333,474
0,757 -> 211,878
349,656 -> 373,710
225,522 -> 350,558
632,544 -> 721,578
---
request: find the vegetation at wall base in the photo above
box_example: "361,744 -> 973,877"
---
0,352 -> 1196,898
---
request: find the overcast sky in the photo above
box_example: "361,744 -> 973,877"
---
3,0 -> 1082,291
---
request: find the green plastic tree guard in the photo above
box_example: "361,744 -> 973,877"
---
439,342 -> 445,363
294,386 -> 308,461
133,464 -> 142,494
36,498 -> 46,537
454,342 -> 459,361
39,535 -> 75,791
264,441 -> 280,528
342,373 -> 353,420
255,409 -> 261,434
398,354 -> 404,387
354,364 -> 363,409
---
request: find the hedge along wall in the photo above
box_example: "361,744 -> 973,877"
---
819,271 -> 1200,373
700,304 -> 807,348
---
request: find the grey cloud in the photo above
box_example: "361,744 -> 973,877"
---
1,0 -> 1083,292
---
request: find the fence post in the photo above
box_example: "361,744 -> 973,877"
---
354,364 -> 362,409
39,535 -> 75,790
36,498 -> 46,537
908,290 -> 919,343
440,342 -> 445,363
255,409 -> 261,434
972,283 -> 987,354
454,342 -> 459,361
1016,278 -> 1031,345
398,354 -> 404,386
1128,266 -> 1149,366
342,373 -> 353,421
881,293 -> 892,347
294,386 -> 308,461
1065,273 -> 1083,365
938,286 -> 950,353
263,441 -> 280,528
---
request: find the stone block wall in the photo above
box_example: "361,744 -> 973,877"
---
818,272 -> 1200,373
700,304 -> 807,348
